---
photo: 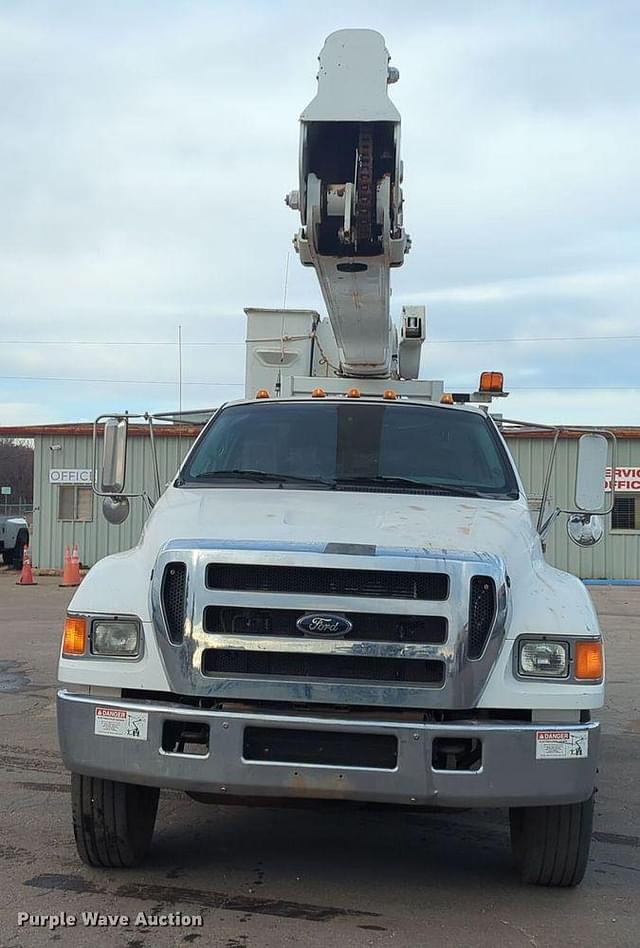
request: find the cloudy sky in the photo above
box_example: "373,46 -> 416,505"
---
1,0 -> 639,426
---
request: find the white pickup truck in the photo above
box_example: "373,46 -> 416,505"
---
0,515 -> 28,569
57,30 -> 610,887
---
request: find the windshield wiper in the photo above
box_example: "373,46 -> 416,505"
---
190,469 -> 335,487
335,475 -> 488,497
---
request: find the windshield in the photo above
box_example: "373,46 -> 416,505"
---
179,401 -> 518,498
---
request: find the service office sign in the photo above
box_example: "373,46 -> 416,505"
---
605,468 -> 640,492
49,469 -> 93,484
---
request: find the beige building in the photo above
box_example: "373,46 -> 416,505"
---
1,422 -> 639,580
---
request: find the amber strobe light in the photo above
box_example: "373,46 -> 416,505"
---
479,371 -> 504,393
575,640 -> 604,680
62,615 -> 87,656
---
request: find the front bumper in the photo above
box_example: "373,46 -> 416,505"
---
57,691 -> 599,808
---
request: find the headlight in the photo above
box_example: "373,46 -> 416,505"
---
92,619 -> 140,657
519,640 -> 568,678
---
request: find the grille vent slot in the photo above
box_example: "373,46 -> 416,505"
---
161,562 -> 187,644
206,564 -> 448,601
467,576 -> 496,659
203,606 -> 447,644
203,649 -> 445,685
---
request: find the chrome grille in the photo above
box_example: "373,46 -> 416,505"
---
152,543 -> 509,710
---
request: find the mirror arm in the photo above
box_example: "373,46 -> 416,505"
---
539,506 -> 561,541
92,418 -> 100,497
605,429 -> 617,517
145,414 -> 162,502
536,429 -> 560,534
142,492 -> 155,513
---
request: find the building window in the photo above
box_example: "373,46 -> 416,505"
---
611,494 -> 640,531
58,486 -> 93,522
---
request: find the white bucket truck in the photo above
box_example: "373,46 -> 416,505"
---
58,30 -> 612,886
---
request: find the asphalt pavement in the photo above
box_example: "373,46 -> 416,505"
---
0,572 -> 637,948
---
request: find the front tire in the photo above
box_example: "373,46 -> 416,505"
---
510,795 -> 594,886
71,773 -> 159,867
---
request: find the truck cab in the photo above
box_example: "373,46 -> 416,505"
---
57,30 -> 609,886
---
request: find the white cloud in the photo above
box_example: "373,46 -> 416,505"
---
0,400 -> 60,426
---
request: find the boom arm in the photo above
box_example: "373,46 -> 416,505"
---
286,30 -> 411,378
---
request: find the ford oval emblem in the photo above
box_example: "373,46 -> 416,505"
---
296,613 -> 353,637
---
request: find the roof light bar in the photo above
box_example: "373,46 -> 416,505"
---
479,371 -> 504,394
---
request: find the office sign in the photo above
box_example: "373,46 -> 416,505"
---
605,468 -> 640,492
49,469 -> 93,484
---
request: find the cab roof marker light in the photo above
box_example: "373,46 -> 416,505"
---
311,387 -> 327,398
479,371 -> 504,393
346,388 -> 361,398
255,389 -> 270,399
440,393 -> 454,405
383,389 -> 397,400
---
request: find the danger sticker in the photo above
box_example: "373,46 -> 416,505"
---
536,730 -> 588,759
95,707 -> 148,741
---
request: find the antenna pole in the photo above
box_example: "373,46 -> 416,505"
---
282,251 -> 290,309
178,324 -> 183,414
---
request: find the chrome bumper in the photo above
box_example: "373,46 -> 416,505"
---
57,691 -> 599,808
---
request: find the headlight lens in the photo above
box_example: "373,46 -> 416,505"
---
519,640 -> 568,678
92,620 -> 140,657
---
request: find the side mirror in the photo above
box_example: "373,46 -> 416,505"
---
574,433 -> 607,512
101,418 -> 128,494
567,513 -> 604,547
102,495 -> 130,525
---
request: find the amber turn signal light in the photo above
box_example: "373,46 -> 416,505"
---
574,640 -> 603,680
479,371 -> 504,393
62,615 -> 87,656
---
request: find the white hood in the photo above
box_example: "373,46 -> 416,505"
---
141,485 -> 536,567
65,483 -> 602,706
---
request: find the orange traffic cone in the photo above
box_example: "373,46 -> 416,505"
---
70,543 -> 82,585
60,545 -> 78,587
17,546 -> 37,586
